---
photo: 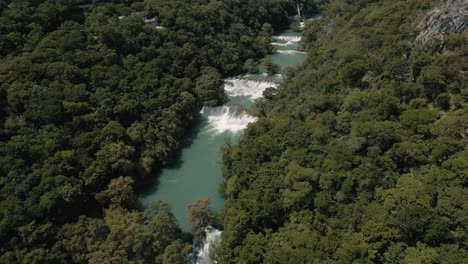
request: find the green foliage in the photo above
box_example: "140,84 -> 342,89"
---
218,0 -> 468,263
0,0 -> 298,261
243,58 -> 259,74
95,176 -> 136,208
195,66 -> 225,107
263,56 -> 279,75
186,198 -> 216,240
162,241 -> 192,264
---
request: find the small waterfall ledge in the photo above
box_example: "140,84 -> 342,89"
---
200,106 -> 257,134
194,227 -> 222,264
224,79 -> 279,100
271,35 -> 301,42
276,50 -> 307,54
271,40 -> 299,46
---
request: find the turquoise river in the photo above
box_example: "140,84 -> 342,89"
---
139,29 -> 308,232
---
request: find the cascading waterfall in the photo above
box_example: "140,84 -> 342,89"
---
194,226 -> 222,264
224,79 -> 279,100
272,35 -> 301,42
200,106 -> 257,134
271,40 -> 297,46
134,7 -> 316,263
185,16 -> 311,264
276,50 -> 307,54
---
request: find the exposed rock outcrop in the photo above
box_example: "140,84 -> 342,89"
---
415,0 -> 468,45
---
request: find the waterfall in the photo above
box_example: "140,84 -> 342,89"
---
272,35 -> 301,42
194,226 -> 222,264
276,50 -> 307,54
200,106 -> 257,134
271,40 -> 297,46
224,79 -> 279,100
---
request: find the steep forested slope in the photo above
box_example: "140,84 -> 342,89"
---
0,0 -> 303,262
218,0 -> 467,263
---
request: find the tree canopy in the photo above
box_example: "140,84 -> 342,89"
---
217,0 -> 467,263
0,0 -> 303,262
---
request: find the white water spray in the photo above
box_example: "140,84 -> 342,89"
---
200,106 -> 257,134
195,226 -> 222,264
271,41 -> 297,46
224,79 -> 279,100
276,50 -> 307,55
272,35 -> 302,42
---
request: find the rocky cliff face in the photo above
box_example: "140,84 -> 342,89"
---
415,0 -> 467,45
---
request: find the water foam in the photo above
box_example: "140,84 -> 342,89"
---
195,226 -> 222,264
224,79 -> 278,100
200,106 -> 257,134
276,50 -> 307,55
272,35 -> 301,42
271,41 -> 297,46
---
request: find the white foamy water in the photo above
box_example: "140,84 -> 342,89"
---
224,79 -> 279,100
272,35 -> 301,42
276,50 -> 307,54
271,41 -> 296,46
200,106 -> 257,134
195,226 -> 222,264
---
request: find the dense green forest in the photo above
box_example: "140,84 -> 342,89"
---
1,0 -> 466,263
0,0 -> 320,262
218,0 -> 467,263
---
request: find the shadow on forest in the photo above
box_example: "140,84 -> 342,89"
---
135,114 -> 210,199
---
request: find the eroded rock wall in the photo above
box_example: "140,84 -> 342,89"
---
415,0 -> 467,45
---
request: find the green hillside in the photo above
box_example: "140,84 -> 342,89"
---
217,0 -> 467,263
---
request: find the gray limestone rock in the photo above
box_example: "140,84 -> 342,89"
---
415,0 -> 468,45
